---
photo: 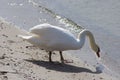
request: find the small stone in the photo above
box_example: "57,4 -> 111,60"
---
47,70 -> 51,72
33,77 -> 35,78
11,53 -> 14,54
9,49 -> 12,51
0,56 -> 5,59
14,63 -> 17,66
100,77 -> 103,79
26,46 -> 29,48
21,52 -> 24,53
0,71 -> 8,75
7,40 -> 15,43
6,63 -> 10,66
2,34 -> 8,37
0,54 -> 6,59
3,76 -> 8,79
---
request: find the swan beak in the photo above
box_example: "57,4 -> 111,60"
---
96,47 -> 100,58
96,51 -> 100,58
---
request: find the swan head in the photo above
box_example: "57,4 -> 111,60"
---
93,44 -> 100,58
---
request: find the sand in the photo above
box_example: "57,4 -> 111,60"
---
0,19 -> 118,80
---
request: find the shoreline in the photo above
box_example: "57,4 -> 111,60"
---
0,18 -> 118,80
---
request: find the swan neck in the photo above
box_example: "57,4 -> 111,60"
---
77,30 -> 86,49
85,30 -> 96,48
77,29 -> 96,50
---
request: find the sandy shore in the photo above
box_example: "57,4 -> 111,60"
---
0,19 -> 118,80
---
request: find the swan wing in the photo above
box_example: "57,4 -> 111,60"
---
29,23 -> 54,36
28,23 -> 78,50
29,23 -> 75,38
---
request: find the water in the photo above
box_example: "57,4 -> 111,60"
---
0,0 -> 120,79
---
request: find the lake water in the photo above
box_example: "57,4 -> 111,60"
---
0,0 -> 120,79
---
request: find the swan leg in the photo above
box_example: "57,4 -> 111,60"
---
49,51 -> 52,62
59,51 -> 64,63
59,51 -> 73,63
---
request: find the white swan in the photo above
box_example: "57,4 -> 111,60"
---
19,23 -> 100,63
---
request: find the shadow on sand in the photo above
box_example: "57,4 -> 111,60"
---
25,59 -> 101,74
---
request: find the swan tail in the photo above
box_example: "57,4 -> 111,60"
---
18,35 -> 32,40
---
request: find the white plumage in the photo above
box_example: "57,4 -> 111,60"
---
19,23 -> 100,63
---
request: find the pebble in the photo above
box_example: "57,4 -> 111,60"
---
6,63 -> 10,66
2,34 -> 8,37
96,64 -> 104,73
0,71 -> 8,75
100,77 -> 103,79
0,55 -> 5,59
3,76 -> 8,79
